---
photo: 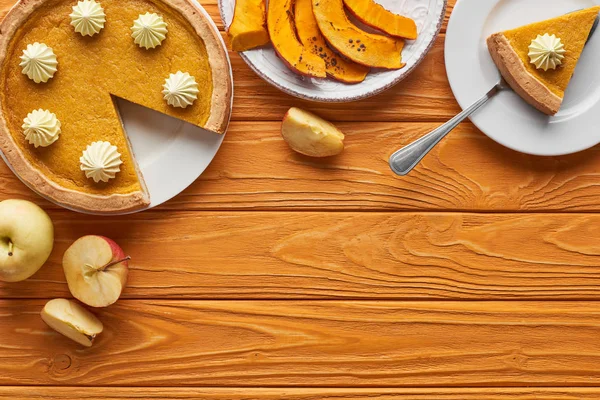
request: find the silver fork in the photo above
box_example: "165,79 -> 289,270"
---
389,78 -> 509,176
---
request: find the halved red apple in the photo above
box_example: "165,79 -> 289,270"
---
312,0 -> 405,69
268,0 -> 326,77
63,235 -> 129,308
295,0 -> 369,83
343,0 -> 418,40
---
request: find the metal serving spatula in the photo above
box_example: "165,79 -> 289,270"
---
389,12 -> 600,177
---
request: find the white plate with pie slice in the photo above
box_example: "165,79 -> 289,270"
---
446,0 -> 600,156
1,0 -> 232,215
219,0 -> 446,102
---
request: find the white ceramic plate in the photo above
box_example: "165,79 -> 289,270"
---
219,0 -> 446,102
0,0 -> 232,215
446,0 -> 600,156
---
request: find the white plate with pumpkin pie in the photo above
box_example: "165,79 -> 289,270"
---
220,0 -> 446,102
446,0 -> 600,156
0,0 -> 233,215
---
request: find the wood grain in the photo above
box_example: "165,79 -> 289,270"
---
1,387 -> 600,399
166,121 -> 600,211
0,0 -> 455,33
3,300 -> 600,386
222,2 -> 458,123
3,211 -> 600,300
2,0 -> 597,396
3,121 -> 600,212
0,1 -> 461,123
226,35 -> 459,123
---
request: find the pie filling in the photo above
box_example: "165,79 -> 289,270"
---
0,0 -> 214,197
501,7 -> 600,98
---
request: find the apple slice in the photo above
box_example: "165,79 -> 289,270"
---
281,107 -> 345,157
63,236 -> 129,308
0,199 -> 54,282
41,298 -> 103,347
343,0 -> 418,40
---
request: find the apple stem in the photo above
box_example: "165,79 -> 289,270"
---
100,256 -> 131,271
7,241 -> 13,257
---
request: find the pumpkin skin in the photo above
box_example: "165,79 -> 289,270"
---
343,0 -> 418,40
312,0 -> 405,69
228,0 -> 270,51
295,0 -> 369,83
268,0 -> 326,78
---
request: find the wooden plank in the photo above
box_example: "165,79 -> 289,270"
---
443,1 -> 454,33
2,300 -> 600,386
166,121 -> 600,211
3,121 -> 600,212
223,2 -> 458,123
0,2 -> 460,123
227,35 -> 459,122
3,211 -> 600,300
1,387 -> 600,399
221,0 -> 459,124
225,1 -> 458,122
0,0 -> 456,34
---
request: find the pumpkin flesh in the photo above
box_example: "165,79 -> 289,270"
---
228,0 -> 270,51
343,0 -> 418,40
268,0 -> 326,78
312,0 -> 405,69
295,0 -> 368,83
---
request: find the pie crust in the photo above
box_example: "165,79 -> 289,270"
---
487,33 -> 562,116
0,0 -> 232,214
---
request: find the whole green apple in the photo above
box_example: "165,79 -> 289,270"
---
0,199 -> 54,282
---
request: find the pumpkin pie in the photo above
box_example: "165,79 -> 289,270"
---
0,0 -> 232,213
487,6 -> 600,115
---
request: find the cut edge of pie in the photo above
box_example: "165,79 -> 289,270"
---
487,33 -> 562,115
0,0 -> 233,214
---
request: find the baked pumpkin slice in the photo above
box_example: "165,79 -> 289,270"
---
268,0 -> 326,77
312,0 -> 405,69
0,0 -> 232,214
295,0 -> 368,83
228,0 -> 269,51
487,6 -> 600,115
343,0 -> 418,40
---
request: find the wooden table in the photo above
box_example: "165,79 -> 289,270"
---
3,0 -> 600,398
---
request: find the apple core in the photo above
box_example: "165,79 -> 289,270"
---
1,237 -> 13,256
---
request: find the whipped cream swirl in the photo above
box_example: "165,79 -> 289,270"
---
22,109 -> 61,148
80,141 -> 123,183
528,33 -> 566,71
162,71 -> 199,108
19,43 -> 58,83
131,12 -> 168,49
70,0 -> 106,36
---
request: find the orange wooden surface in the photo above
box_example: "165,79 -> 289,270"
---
3,0 -> 600,398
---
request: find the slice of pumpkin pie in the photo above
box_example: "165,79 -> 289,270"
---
487,6 -> 600,115
0,0 -> 232,213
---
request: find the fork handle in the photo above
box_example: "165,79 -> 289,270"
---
389,83 -> 502,176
